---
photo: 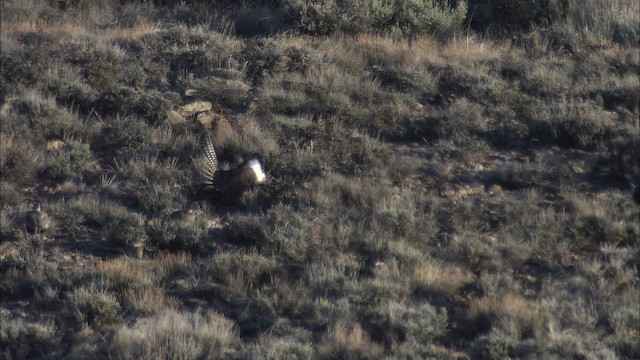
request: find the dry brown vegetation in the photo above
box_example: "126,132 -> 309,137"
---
1,0 -> 639,359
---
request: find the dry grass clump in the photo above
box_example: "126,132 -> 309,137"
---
208,250 -> 279,293
0,245 -> 69,304
64,283 -> 121,329
121,287 -> 167,316
360,299 -> 448,351
317,322 -> 385,359
410,260 -> 474,296
248,336 -> 314,360
110,308 -> 240,360
0,133 -> 44,188
466,294 -> 547,339
97,257 -> 157,292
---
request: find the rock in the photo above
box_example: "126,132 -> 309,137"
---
176,101 -> 212,117
196,111 -> 235,152
221,79 -> 250,93
486,184 -> 502,196
166,109 -> 185,124
206,217 -> 224,229
195,110 -> 217,129
46,140 -> 65,151
411,103 -> 424,112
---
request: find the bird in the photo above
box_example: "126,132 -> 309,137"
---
25,203 -> 51,233
198,135 -> 266,204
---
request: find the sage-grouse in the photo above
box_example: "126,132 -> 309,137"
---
198,135 -> 266,204
26,203 -> 51,233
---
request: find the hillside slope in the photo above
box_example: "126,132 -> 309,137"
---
1,1 -> 638,359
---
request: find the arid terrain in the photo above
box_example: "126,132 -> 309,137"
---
1,0 -> 639,359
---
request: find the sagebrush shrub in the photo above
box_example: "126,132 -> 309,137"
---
110,308 -> 240,360
101,211 -> 146,248
40,139 -> 93,183
65,286 -> 121,329
283,0 -> 467,39
93,115 -> 149,157
0,319 -> 60,360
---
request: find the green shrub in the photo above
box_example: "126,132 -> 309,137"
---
146,216 -> 208,252
44,67 -> 97,115
1,92 -> 88,141
95,86 -> 140,116
114,154 -> 185,190
50,195 -> 111,241
234,7 -> 288,37
63,40 -> 125,89
249,337 -> 315,360
135,184 -> 185,218
0,319 -> 60,360
561,0 -> 640,47
283,0 -> 467,39
455,233 -> 502,273
546,329 -> 617,360
93,115 -> 149,157
0,209 -> 17,242
225,214 -> 271,248
605,126 -> 640,182
466,0 -> 571,34
563,214 -> 627,251
241,38 -> 290,85
468,331 -> 518,360
287,297 -> 352,333
0,44 -> 50,94
0,252 -> 69,303
230,296 -> 279,338
101,211 -> 147,248
40,139 -> 93,183
0,134 -> 45,187
65,285 -> 121,329
609,304 -> 640,337
0,182 -> 24,208
362,300 -> 448,347
379,0 -> 468,39
135,90 -> 173,124
548,100 -> 610,150
283,0 -> 345,35
196,77 -> 251,110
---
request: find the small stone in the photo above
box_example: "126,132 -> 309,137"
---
176,101 -> 212,117
46,140 -> 65,151
411,103 -> 424,112
166,109 -> 185,124
487,184 -> 502,195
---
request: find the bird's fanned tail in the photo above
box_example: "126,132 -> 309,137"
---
199,135 -> 219,187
